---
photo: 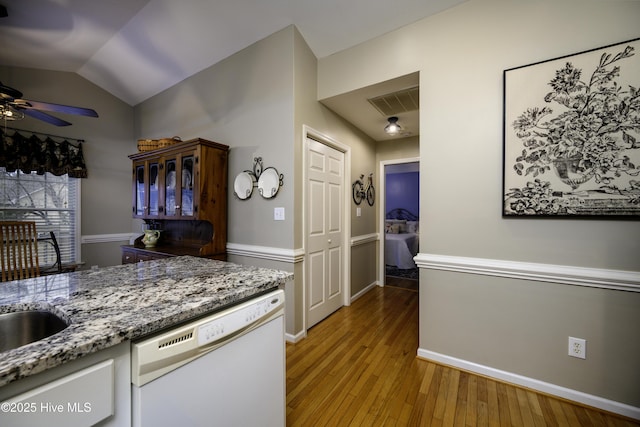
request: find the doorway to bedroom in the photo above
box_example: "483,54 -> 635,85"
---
380,160 -> 420,291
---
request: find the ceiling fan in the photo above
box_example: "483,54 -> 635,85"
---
0,81 -> 98,127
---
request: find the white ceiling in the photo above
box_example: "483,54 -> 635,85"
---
321,72 -> 420,142
0,0 -> 465,140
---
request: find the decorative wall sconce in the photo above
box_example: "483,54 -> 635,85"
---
234,157 -> 284,200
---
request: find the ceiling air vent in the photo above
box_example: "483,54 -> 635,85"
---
367,86 -> 419,117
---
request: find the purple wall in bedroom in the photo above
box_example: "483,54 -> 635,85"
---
385,172 -> 419,216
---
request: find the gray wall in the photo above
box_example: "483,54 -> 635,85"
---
135,27 -> 296,249
376,136 -> 419,164
318,0 -> 640,409
292,28 -> 379,301
0,67 -> 135,269
134,27 -> 379,336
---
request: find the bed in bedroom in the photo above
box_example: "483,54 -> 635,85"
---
384,208 -> 419,270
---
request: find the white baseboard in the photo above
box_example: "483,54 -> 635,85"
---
285,330 -> 306,343
417,348 -> 640,420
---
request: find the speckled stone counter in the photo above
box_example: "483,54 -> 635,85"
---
0,256 -> 292,387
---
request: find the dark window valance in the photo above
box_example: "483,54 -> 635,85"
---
0,129 -> 88,178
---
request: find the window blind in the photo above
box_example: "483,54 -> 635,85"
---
0,168 -> 80,267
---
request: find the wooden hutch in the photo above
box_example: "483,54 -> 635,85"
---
121,138 -> 228,264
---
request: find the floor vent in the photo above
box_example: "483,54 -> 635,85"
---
368,86 -> 419,117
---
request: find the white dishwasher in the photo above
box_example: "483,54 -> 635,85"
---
131,289 -> 285,427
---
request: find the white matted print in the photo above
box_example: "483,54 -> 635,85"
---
503,38 -> 640,218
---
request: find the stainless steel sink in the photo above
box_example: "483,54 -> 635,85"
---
0,310 -> 68,352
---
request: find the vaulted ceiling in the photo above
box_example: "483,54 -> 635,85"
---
0,0 -> 466,140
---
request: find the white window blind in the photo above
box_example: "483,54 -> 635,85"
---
0,167 -> 80,269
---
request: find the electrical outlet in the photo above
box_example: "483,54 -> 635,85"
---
568,337 -> 586,359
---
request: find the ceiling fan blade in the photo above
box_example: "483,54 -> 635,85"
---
23,109 -> 72,126
18,99 -> 99,117
0,82 -> 23,99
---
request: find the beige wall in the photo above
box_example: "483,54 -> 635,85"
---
292,27 -> 379,322
318,0 -> 640,409
135,27 -> 296,249
376,135 -> 419,164
0,67 -> 135,269
135,27 -> 379,337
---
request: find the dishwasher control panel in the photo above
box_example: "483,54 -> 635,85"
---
132,289 -> 284,387
197,291 -> 284,346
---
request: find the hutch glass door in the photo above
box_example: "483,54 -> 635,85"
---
135,164 -> 145,216
148,162 -> 160,216
181,156 -> 194,216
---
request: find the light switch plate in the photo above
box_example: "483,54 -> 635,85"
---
274,207 -> 285,221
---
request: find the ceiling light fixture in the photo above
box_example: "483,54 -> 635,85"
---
384,116 -> 401,135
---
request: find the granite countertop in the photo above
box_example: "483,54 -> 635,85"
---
0,256 -> 292,388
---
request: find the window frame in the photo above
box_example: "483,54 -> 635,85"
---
0,168 -> 81,268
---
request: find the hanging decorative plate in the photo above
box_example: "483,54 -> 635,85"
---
234,171 -> 255,200
257,167 -> 281,199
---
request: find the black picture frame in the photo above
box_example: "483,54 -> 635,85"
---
502,38 -> 640,218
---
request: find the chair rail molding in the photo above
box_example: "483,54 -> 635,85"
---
82,233 -> 138,244
351,233 -> 378,247
414,253 -> 640,293
226,242 -> 304,263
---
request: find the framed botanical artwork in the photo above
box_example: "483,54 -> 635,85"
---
503,38 -> 640,218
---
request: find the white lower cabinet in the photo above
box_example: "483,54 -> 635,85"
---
0,342 -> 131,427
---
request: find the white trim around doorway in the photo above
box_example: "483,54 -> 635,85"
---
378,157 -> 420,285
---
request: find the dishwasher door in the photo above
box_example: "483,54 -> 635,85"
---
131,289 -> 285,427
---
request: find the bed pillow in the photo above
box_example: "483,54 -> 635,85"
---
406,221 -> 419,233
385,219 -> 406,233
386,224 -> 402,234
385,220 -> 406,233
386,219 -> 406,224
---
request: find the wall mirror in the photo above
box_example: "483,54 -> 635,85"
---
233,157 -> 284,200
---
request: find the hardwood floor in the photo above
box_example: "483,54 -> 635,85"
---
286,286 -> 639,426
384,275 -> 419,292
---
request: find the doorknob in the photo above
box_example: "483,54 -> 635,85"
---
328,239 -> 332,244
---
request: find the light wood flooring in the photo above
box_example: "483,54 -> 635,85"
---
286,285 -> 639,426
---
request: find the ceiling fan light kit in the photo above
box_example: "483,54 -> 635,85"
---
0,104 -> 24,121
